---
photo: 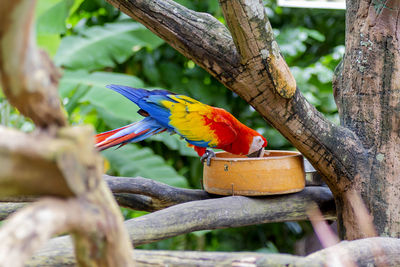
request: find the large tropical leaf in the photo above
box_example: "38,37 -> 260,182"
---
54,21 -> 164,70
103,144 -> 189,188
36,0 -> 74,35
149,134 -> 198,157
59,70 -> 144,122
35,0 -> 74,56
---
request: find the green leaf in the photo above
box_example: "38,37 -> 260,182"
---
59,71 -> 144,122
103,144 -> 188,188
36,34 -> 61,57
301,28 -> 325,42
69,0 -> 85,16
149,134 -> 198,157
36,0 -> 73,35
35,0 -> 62,18
54,21 -> 164,70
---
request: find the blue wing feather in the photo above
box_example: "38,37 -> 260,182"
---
106,84 -> 178,130
186,139 -> 212,148
106,84 -> 174,104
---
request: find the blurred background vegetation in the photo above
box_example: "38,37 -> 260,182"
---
0,0 -> 344,255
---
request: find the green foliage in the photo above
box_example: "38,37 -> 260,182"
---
54,21 -> 164,70
0,0 -> 345,255
36,0 -> 74,35
59,70 -> 144,122
103,145 -> 188,188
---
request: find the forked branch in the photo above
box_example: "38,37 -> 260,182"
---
0,198 -> 128,267
105,0 -> 366,192
0,1 -> 134,265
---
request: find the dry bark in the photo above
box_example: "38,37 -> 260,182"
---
124,186 -> 335,246
0,0 -> 66,128
105,0 -> 400,239
0,184 -> 335,261
0,0 -> 134,265
0,126 -> 135,266
27,237 -> 400,266
332,0 -> 400,239
0,198 -> 127,267
0,182 -> 335,246
105,175 -> 213,211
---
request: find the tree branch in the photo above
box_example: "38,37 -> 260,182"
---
0,126 -> 135,265
0,0 -> 66,127
220,0 -> 296,98
0,197 -> 133,267
27,237 -> 400,266
105,0 -> 367,193
105,175 -> 214,210
18,185 -> 334,258
124,186 -> 335,246
0,174 -> 334,220
0,126 -> 74,197
0,203 -> 27,221
0,174 -> 214,214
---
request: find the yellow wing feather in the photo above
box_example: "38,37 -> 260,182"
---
160,95 -> 232,147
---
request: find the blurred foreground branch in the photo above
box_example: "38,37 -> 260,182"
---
0,1 -> 66,127
0,1 -> 134,265
1,179 -> 335,263
27,237 -> 400,266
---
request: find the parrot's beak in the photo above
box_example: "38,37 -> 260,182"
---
247,147 -> 265,158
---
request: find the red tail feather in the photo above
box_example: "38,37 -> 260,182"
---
95,124 -> 133,144
95,129 -> 150,151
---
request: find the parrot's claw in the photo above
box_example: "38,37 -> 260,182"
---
200,149 -> 216,166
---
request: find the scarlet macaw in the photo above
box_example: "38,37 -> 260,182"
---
95,85 -> 267,165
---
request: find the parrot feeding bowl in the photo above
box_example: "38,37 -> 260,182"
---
203,151 -> 305,196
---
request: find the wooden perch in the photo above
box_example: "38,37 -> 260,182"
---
124,186 -> 335,246
27,237 -> 400,266
0,174 -> 214,214
0,1 -> 66,127
17,183 -> 334,261
104,0 -> 366,197
105,175 -> 214,211
0,175 -> 335,220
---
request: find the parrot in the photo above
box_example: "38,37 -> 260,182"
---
95,85 -> 267,165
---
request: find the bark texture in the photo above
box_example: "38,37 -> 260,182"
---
0,1 -> 134,265
27,237 -> 400,267
0,198 -> 128,267
0,182 -> 335,249
0,126 -> 135,266
332,0 -> 400,238
0,0 -> 66,127
105,0 -> 400,239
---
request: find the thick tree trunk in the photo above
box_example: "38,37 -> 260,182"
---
333,0 -> 400,239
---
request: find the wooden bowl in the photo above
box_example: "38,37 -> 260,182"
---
203,151 -> 305,196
